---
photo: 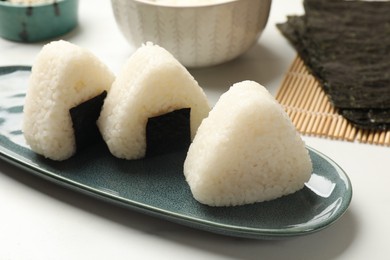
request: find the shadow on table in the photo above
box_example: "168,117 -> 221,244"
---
166,210 -> 358,260
1,158 -> 358,260
189,42 -> 287,96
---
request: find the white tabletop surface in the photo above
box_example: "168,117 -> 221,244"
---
1,0 -> 390,259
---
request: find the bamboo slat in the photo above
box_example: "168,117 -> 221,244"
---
276,56 -> 390,146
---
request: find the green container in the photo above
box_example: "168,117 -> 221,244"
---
0,0 -> 78,43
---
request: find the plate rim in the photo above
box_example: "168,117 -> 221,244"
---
0,143 -> 353,239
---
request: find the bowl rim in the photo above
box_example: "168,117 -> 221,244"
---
131,0 -> 241,8
0,0 -> 68,8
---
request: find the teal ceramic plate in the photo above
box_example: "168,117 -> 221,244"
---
0,66 -> 352,239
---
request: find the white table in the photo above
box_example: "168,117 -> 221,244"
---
1,0 -> 389,259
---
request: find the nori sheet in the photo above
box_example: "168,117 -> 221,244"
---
70,91 -> 107,152
145,108 -> 191,158
277,0 -> 390,130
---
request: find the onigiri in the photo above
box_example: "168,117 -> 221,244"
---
184,81 -> 313,207
23,40 -> 115,161
97,42 -> 210,160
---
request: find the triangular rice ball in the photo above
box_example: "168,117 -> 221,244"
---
184,81 -> 312,207
97,42 -> 210,159
23,40 -> 115,161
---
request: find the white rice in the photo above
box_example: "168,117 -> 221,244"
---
23,40 -> 115,161
97,42 -> 210,160
184,81 -> 313,207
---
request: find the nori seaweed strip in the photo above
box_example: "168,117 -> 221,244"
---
341,108 -> 390,130
145,108 -> 191,158
70,91 -> 107,152
278,13 -> 390,108
304,0 -> 390,109
277,0 -> 390,130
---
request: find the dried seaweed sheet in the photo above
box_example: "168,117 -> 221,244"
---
277,0 -> 390,130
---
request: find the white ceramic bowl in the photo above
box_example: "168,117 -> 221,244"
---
111,0 -> 272,67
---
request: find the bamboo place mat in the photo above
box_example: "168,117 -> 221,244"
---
276,56 -> 390,146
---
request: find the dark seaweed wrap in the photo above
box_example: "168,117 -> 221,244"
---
145,108 -> 191,157
277,0 -> 390,130
70,91 -> 107,152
